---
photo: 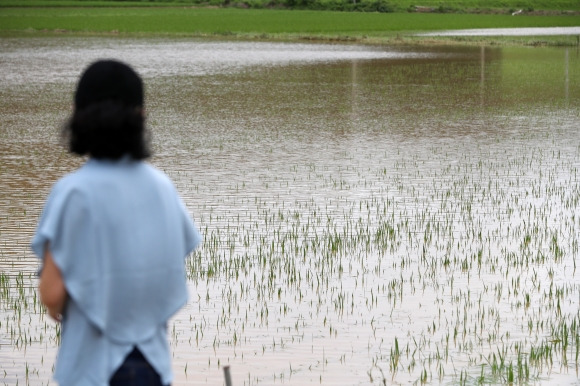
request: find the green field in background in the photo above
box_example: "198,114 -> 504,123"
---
1,0 -> 580,11
0,2 -> 578,45
1,7 -> 578,35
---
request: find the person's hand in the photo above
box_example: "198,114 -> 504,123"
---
39,244 -> 68,323
46,307 -> 63,323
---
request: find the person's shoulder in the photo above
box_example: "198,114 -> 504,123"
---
139,162 -> 167,179
44,166 -> 92,210
51,165 -> 90,193
139,162 -> 177,189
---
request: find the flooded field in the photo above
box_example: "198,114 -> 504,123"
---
416,26 -> 580,36
0,37 -> 579,385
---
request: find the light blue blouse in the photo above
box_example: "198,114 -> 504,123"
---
31,158 -> 201,386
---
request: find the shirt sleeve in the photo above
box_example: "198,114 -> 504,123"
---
178,195 -> 202,258
31,182 -> 103,327
31,181 -> 92,272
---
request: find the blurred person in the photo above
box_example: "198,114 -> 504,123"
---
32,59 -> 201,386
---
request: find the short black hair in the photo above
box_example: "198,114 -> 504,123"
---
62,60 -> 151,160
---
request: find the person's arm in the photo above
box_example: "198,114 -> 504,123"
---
39,244 -> 68,322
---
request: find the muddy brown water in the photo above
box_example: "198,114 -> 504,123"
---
0,37 -> 579,384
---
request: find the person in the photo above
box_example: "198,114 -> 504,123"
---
31,59 -> 202,386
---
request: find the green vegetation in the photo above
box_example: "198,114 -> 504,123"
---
0,0 -> 578,44
0,6 -> 579,45
2,0 -> 580,12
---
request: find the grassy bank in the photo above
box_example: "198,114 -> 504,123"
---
0,3 -> 579,45
2,0 -> 580,12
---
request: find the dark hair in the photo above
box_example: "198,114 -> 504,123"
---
63,60 -> 151,160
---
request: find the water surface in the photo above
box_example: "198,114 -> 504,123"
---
0,37 -> 579,385
417,26 -> 580,36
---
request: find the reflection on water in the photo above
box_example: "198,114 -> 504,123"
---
0,37 -> 579,385
0,37 -> 438,86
